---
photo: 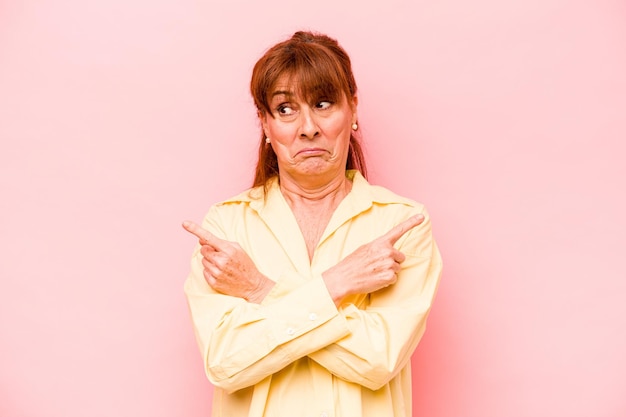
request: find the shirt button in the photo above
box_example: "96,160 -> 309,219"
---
320,412 -> 328,417
286,327 -> 295,336
308,313 -> 318,321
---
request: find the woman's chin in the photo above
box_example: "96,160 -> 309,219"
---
290,161 -> 341,180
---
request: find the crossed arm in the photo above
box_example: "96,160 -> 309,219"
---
182,214 -> 424,306
182,212 -> 442,392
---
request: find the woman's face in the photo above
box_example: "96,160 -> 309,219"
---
261,75 -> 358,184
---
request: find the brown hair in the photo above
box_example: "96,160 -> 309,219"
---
250,31 -> 367,188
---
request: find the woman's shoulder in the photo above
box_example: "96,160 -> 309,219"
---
203,178 -> 277,223
351,171 -> 426,212
213,177 -> 276,207
199,184 -> 266,237
369,184 -> 424,209
218,186 -> 264,205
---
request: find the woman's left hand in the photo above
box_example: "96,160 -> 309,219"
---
183,221 -> 274,303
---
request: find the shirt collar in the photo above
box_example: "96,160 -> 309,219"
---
219,170 -> 412,209
217,171 -> 415,270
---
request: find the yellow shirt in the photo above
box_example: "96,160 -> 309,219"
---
184,171 -> 442,417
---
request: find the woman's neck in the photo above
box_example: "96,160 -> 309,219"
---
279,171 -> 352,207
278,172 -> 353,261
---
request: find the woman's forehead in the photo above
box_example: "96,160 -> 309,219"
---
270,74 -> 303,94
269,73 -> 342,101
269,74 -> 295,95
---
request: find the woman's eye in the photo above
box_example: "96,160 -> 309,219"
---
277,105 -> 294,115
316,101 -> 332,110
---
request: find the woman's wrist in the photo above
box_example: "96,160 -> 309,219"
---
322,270 -> 348,307
245,273 -> 275,304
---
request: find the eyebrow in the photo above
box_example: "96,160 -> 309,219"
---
271,90 -> 294,98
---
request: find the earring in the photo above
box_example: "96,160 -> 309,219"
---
351,123 -> 358,131
265,137 -> 271,144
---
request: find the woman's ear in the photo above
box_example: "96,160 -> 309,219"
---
351,95 -> 359,121
258,110 -> 269,135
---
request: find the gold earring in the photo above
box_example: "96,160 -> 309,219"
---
351,123 -> 358,131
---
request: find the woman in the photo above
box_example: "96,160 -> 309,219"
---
183,31 -> 442,417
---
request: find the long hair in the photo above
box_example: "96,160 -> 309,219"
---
250,31 -> 367,188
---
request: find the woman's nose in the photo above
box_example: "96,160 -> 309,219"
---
299,108 -> 320,140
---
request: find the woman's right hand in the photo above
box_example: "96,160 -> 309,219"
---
182,221 -> 274,303
321,214 -> 424,306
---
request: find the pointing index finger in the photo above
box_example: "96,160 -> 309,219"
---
182,221 -> 221,248
380,214 -> 425,245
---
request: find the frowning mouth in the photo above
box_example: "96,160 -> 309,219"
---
296,148 -> 327,157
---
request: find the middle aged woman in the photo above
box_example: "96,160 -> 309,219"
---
183,31 -> 442,417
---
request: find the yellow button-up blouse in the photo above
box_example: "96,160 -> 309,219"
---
184,170 -> 442,417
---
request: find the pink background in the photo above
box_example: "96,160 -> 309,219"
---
1,1 -> 625,416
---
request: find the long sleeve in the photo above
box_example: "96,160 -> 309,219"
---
184,207 -> 352,394
307,211 -> 442,390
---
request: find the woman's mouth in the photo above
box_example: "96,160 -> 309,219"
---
296,148 -> 327,157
